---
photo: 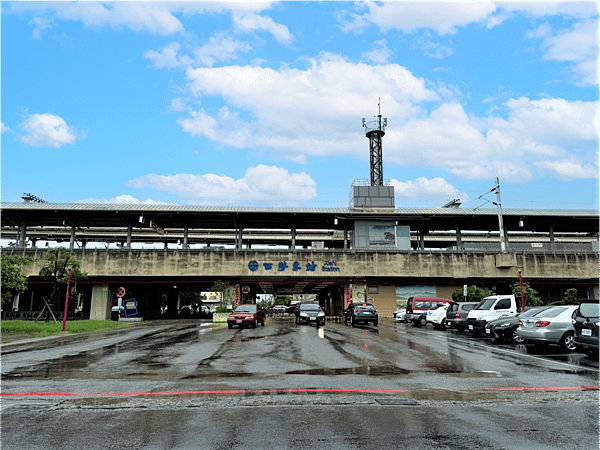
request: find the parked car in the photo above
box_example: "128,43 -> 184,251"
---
406,297 -> 455,326
295,303 -> 326,326
572,299 -> 599,357
445,302 -> 480,330
196,305 -> 213,319
466,295 -> 518,335
273,305 -> 287,314
485,306 -> 551,343
426,303 -> 451,329
516,305 -> 579,351
227,304 -> 266,329
344,303 -> 378,327
393,307 -> 407,322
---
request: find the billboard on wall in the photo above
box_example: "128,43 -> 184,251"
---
351,284 -> 366,304
395,286 -> 436,306
368,225 -> 396,247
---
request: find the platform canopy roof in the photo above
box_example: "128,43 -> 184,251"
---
1,203 -> 598,235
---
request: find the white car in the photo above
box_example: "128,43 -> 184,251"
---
426,303 -> 451,329
393,308 -> 407,322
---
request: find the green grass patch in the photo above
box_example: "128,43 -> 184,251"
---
1,320 -> 131,339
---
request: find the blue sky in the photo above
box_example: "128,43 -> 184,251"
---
2,1 -> 598,209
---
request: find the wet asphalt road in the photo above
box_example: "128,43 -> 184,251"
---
1,317 -> 598,449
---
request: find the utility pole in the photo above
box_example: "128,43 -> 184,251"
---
495,177 -> 506,252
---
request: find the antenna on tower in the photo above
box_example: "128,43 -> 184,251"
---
362,99 -> 387,187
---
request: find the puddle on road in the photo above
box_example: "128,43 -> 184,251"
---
286,365 -> 410,376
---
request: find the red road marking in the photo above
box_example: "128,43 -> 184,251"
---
0,386 -> 598,398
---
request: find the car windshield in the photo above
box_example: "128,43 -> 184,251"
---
300,304 -> 321,311
579,303 -> 600,318
474,298 -> 496,310
235,305 -> 256,313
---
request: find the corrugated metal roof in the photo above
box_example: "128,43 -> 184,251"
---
2,202 -> 597,217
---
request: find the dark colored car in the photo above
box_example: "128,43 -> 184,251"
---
344,303 -> 378,327
572,299 -> 599,357
295,303 -> 326,326
227,304 -> 266,329
485,306 -> 551,343
445,302 -> 480,330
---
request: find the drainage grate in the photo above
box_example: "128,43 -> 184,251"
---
375,398 -> 419,406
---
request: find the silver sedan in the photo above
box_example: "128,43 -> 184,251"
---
516,305 -> 579,351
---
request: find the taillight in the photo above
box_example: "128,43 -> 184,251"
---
518,320 -> 523,325
354,309 -> 358,313
455,312 -> 460,319
536,321 -> 551,328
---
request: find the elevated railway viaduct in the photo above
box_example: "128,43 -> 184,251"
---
2,203 -> 598,320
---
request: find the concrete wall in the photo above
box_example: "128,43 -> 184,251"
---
367,285 -> 397,317
15,249 -> 599,281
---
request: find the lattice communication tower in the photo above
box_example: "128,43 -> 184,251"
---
362,98 -> 387,187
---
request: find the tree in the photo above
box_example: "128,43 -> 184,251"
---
1,253 -> 36,306
451,286 -> 488,303
39,248 -> 88,309
512,282 -> 542,308
274,295 -> 292,306
562,288 -> 579,305
209,280 -> 230,306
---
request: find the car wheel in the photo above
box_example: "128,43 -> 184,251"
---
418,316 -> 427,327
442,319 -> 450,329
560,332 -> 577,352
511,327 -> 524,344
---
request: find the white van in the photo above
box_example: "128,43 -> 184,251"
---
466,295 -> 517,335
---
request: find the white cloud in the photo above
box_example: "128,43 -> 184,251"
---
144,42 -> 187,68
391,177 -> 469,204
361,39 -> 393,64
232,11 -> 293,45
534,160 -> 598,180
127,165 -> 318,205
539,19 -> 599,86
76,195 -> 168,205
339,2 -> 597,36
17,113 -> 83,148
385,97 -> 598,182
181,53 -> 439,160
361,2 -> 497,35
174,52 -> 597,183
1,122 -> 10,133
410,32 -> 455,59
7,2 -> 287,39
192,33 -> 254,67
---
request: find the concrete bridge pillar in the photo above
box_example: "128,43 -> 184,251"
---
90,284 -> 113,320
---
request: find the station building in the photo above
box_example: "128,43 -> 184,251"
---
2,196 -> 598,321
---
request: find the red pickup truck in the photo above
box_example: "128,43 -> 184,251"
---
227,304 -> 266,329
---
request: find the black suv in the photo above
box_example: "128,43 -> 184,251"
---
344,303 -> 378,327
572,299 -> 599,357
